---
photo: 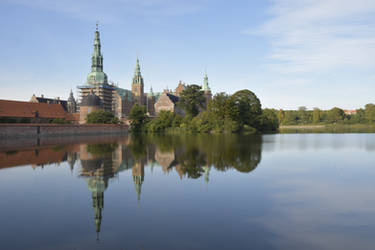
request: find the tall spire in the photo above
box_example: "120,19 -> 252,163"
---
134,58 -> 141,77
92,24 -> 103,73
202,72 -> 210,91
86,23 -> 108,85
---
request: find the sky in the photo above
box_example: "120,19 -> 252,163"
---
0,0 -> 374,110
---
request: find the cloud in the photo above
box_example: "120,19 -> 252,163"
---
250,0 -> 375,73
3,0 -> 205,22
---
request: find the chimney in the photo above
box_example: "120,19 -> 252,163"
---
41,94 -> 44,98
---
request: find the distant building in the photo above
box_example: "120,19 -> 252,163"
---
0,100 -> 67,123
30,94 -> 68,111
76,24 -> 214,120
174,81 -> 186,97
344,110 -> 357,115
154,90 -> 183,115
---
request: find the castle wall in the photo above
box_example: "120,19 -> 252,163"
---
0,124 -> 128,139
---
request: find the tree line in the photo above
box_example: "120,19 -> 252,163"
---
276,104 -> 375,125
129,84 -> 279,133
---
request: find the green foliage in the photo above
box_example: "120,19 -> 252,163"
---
327,107 -> 345,123
87,143 -> 118,156
143,89 -> 277,134
256,109 -> 279,132
147,111 -> 175,133
86,110 -> 119,124
50,118 -> 70,124
128,104 -> 148,132
178,84 -> 206,117
229,89 -> 262,129
365,104 -> 375,123
312,108 -> 321,124
277,104 -> 375,126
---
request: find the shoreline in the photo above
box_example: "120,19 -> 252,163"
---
0,123 -> 129,139
279,124 -> 375,133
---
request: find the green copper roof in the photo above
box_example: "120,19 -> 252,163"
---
86,25 -> 108,85
132,58 -> 144,86
115,87 -> 133,102
202,72 -> 210,91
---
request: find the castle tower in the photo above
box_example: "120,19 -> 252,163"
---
67,90 -> 77,113
86,177 -> 108,239
86,23 -> 108,85
131,58 -> 144,105
202,73 -> 212,106
132,162 -> 144,201
79,23 -> 114,112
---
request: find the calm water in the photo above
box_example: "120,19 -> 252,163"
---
0,134 -> 375,250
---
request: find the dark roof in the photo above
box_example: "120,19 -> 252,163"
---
0,100 -> 67,119
36,97 -> 68,111
166,93 -> 179,104
81,93 -> 101,107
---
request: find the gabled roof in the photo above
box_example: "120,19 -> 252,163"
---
166,93 -> 179,104
0,100 -> 67,119
35,97 -> 68,111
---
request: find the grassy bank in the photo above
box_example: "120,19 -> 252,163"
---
279,124 -> 375,133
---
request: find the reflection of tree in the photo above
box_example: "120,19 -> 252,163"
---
86,143 -> 118,157
179,147 -> 206,179
139,134 -> 263,179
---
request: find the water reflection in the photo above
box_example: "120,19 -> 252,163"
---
0,134 -> 262,239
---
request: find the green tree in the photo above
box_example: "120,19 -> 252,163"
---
147,110 -> 175,132
365,104 -> 375,123
298,106 -> 308,124
178,84 -> 206,117
312,108 -> 321,124
327,107 -> 345,123
229,89 -> 262,129
128,104 -> 148,132
86,110 -> 119,124
277,109 -> 285,125
257,109 -> 279,132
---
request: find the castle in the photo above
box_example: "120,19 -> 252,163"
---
70,25 -> 212,123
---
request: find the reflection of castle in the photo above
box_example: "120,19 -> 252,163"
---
0,134 -> 262,238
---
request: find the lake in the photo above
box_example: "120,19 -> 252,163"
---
0,133 -> 374,250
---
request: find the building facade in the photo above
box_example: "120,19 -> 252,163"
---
75,25 -> 212,120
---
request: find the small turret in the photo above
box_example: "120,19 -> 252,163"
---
131,58 -> 145,104
67,89 -> 77,113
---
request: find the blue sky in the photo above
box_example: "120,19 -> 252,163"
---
0,0 -> 374,110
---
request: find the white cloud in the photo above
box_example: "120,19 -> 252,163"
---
252,0 -> 375,73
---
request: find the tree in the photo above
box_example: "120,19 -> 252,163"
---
230,90 -> 262,129
365,104 -> 375,123
277,109 -> 285,125
147,110 -> 175,132
178,84 -> 206,117
312,108 -> 321,124
327,107 -> 345,123
86,110 -> 119,124
257,109 -> 279,132
298,106 -> 308,124
128,104 -> 148,132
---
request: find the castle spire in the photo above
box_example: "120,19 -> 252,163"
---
86,24 -> 108,85
202,72 -> 210,91
132,58 -> 145,102
134,58 -> 141,77
92,25 -> 103,73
